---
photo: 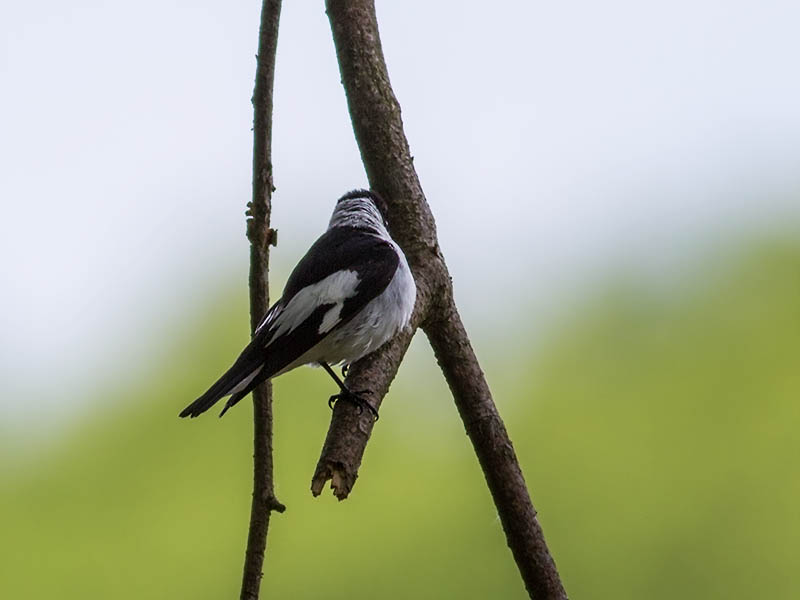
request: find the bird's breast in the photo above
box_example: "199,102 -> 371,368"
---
319,252 -> 416,365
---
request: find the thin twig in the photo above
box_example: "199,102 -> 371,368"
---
240,1 -> 285,599
313,1 -> 567,598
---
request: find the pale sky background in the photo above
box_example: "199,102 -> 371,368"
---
2,1 -> 799,424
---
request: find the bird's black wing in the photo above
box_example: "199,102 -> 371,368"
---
280,226 -> 398,306
257,226 -> 400,372
179,227 -> 399,418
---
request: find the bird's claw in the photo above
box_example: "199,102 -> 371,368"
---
327,389 -> 379,421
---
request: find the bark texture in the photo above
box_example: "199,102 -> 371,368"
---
312,1 -> 567,598
240,1 -> 285,599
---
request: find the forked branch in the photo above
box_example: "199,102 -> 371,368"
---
311,1 -> 567,598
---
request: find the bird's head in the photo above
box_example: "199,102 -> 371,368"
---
329,189 -> 390,232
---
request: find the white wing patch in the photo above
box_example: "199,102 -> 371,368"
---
255,302 -> 282,335
270,269 -> 360,341
227,365 -> 264,395
319,303 -> 344,334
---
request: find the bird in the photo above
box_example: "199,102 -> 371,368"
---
179,189 -> 416,420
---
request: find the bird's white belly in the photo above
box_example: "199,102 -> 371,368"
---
279,251 -> 415,373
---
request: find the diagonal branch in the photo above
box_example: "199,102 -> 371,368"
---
311,1 -> 567,598
240,1 -> 285,599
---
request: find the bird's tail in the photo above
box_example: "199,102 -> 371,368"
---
179,360 -> 264,418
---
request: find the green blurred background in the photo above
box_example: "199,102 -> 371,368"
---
2,236 -> 799,598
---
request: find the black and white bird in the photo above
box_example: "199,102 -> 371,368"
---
179,189 -> 416,420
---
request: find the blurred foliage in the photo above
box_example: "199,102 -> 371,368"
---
2,240 -> 799,598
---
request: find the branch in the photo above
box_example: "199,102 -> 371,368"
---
240,1 -> 285,599
425,305 -> 566,599
312,1 -> 567,598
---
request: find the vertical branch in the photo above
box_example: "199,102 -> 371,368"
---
241,1 -> 285,599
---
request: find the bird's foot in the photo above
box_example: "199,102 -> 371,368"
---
328,388 -> 379,421
341,364 -> 350,377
